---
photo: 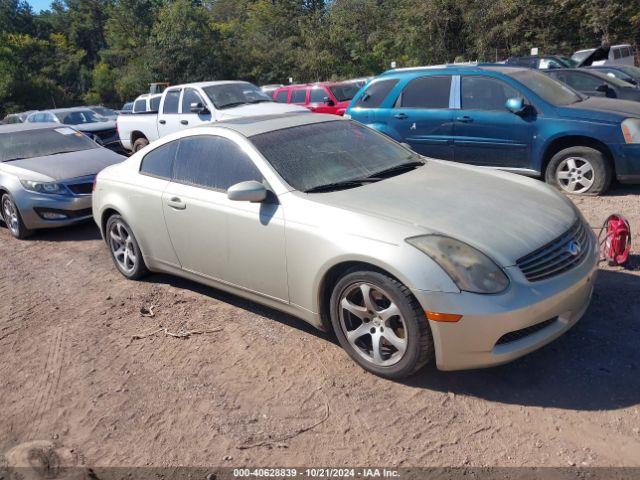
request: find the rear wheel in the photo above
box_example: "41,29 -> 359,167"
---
545,146 -> 612,195
132,137 -> 149,153
1,193 -> 32,239
330,270 -> 434,379
106,214 -> 149,279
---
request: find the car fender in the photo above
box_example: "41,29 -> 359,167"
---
362,122 -> 403,142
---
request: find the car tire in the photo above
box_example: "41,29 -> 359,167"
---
105,214 -> 149,280
545,146 -> 612,196
1,193 -> 32,239
330,269 -> 434,379
132,137 -> 149,153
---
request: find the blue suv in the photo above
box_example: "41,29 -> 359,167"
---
346,65 -> 640,195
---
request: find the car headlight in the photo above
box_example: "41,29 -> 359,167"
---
20,180 -> 67,194
621,118 -> 640,143
406,235 -> 509,294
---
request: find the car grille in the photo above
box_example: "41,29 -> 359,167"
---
516,220 -> 590,282
67,182 -> 93,195
93,128 -> 117,141
496,318 -> 558,345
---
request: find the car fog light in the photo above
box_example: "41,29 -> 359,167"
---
41,212 -> 68,220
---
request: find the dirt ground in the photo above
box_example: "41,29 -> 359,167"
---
1,185 -> 639,470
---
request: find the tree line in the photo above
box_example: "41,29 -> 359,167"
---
1,0 -> 639,116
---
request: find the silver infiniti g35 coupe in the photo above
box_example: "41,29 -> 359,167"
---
92,113 -> 598,379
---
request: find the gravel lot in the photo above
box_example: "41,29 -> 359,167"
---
1,184 -> 639,470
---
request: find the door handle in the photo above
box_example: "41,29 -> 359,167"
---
159,119 -> 166,125
456,116 -> 473,123
167,197 -> 186,210
394,113 -> 408,119
180,120 -> 188,125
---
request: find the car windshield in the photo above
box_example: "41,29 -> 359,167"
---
329,83 -> 361,102
557,56 -> 578,67
588,70 -> 635,87
91,106 -> 117,117
615,65 -> 640,79
250,120 -> 421,192
572,50 -> 594,63
0,127 -> 99,162
202,82 -> 273,109
509,70 -> 582,105
57,110 -> 108,125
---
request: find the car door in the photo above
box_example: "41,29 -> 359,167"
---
452,75 -> 533,168
308,86 -> 334,114
162,134 -> 288,301
387,75 -> 454,160
158,88 -> 183,137
179,87 -> 213,130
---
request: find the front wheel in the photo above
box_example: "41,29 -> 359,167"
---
330,270 -> 434,379
545,146 -> 612,195
106,214 -> 149,279
1,193 -> 32,239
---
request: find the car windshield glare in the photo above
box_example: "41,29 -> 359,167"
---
329,83 -> 360,102
202,83 -> 273,109
510,70 -> 581,105
0,127 -> 98,162
59,110 -> 107,125
250,120 -> 419,192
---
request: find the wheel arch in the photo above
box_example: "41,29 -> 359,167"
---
316,260 -> 409,333
541,135 -> 615,176
130,130 -> 148,144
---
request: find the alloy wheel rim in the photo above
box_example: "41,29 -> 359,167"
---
339,282 -> 408,367
556,157 -> 595,194
2,197 -> 19,235
108,220 -> 137,273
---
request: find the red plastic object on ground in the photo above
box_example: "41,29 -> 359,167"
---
599,214 -> 631,266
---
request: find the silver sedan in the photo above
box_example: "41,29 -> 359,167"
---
92,113 -> 598,379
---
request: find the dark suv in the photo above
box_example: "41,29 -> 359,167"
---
346,65 -> 640,195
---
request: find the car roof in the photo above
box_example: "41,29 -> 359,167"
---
278,81 -> 355,89
167,80 -> 255,89
209,112 -> 342,137
0,122 -> 62,134
380,64 -> 531,76
38,107 -> 97,114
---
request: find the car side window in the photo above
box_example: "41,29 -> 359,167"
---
460,76 -> 520,111
309,87 -> 327,103
181,88 -> 204,113
398,76 -> 451,109
140,141 -> 178,179
561,72 -> 605,91
133,98 -> 146,113
613,49 -> 622,60
291,89 -> 307,104
150,96 -> 161,112
275,90 -> 288,103
163,90 -> 181,114
173,135 -> 263,191
353,79 -> 399,108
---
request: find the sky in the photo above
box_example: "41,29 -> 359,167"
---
27,0 -> 53,12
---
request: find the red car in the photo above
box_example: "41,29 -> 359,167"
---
272,82 -> 361,116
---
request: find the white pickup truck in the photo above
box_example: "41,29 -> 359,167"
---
117,81 -> 308,152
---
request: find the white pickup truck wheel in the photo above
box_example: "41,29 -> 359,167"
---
133,138 -> 149,153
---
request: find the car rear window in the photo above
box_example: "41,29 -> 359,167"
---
353,78 -> 399,108
0,127 -> 98,162
291,89 -> 307,103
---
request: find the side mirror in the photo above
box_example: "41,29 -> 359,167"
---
227,180 -> 267,203
190,102 -> 210,114
596,84 -> 609,93
505,97 -> 526,114
323,96 -> 335,106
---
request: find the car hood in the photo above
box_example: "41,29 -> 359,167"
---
70,121 -> 117,133
217,102 -> 308,119
557,96 -> 640,121
307,161 -> 577,267
7,147 -> 124,181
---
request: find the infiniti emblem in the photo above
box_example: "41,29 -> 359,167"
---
567,240 -> 581,257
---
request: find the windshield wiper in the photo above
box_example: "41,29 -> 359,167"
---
365,160 -> 425,179
304,178 -> 379,193
217,101 -> 249,110
248,99 -> 273,104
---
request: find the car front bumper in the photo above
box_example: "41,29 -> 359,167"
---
15,190 -> 93,230
411,229 -> 599,371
